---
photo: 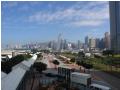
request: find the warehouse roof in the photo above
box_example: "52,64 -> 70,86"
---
1,72 -> 7,79
2,67 -> 26,90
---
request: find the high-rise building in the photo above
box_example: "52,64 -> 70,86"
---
96,38 -> 100,48
68,43 -> 72,50
99,38 -> 105,49
104,32 -> 110,49
77,40 -> 81,49
52,40 -> 57,50
85,36 -> 89,47
57,33 -> 62,51
109,1 -> 120,53
89,38 -> 96,48
63,39 -> 68,50
60,39 -> 64,50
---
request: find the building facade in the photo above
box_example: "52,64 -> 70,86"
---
104,32 -> 110,49
109,1 -> 120,53
89,38 -> 96,49
85,36 -> 90,47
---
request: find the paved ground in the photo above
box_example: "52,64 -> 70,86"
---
41,54 -> 55,68
90,69 -> 120,90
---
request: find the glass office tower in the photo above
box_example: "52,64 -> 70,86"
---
109,1 -> 120,53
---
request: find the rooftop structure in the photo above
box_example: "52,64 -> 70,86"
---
1,72 -> 7,79
1,54 -> 37,90
2,67 -> 26,90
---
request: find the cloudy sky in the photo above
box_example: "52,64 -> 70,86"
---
1,1 -> 110,45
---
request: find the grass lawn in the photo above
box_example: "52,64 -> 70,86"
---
90,57 -> 120,78
60,52 -> 120,78
61,53 -> 76,59
114,54 -> 120,58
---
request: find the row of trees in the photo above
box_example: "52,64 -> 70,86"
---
102,50 -> 114,56
69,51 -> 93,70
31,49 -> 50,54
33,60 -> 60,73
95,50 -> 120,71
76,60 -> 93,69
62,50 -> 119,72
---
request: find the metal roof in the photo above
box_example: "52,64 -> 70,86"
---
2,67 -> 26,90
12,54 -> 37,71
2,54 -> 37,90
1,72 -> 7,79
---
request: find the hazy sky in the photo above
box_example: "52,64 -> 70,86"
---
1,1 -> 110,45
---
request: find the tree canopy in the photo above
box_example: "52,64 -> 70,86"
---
31,49 -> 38,54
78,51 -> 85,58
103,50 -> 114,56
52,60 -> 60,65
70,58 -> 75,63
2,54 -> 28,74
33,62 -> 47,73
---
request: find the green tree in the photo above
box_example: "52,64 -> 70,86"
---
23,54 -> 32,60
33,62 -> 47,73
52,60 -> 60,68
103,50 -> 114,57
31,49 -> 38,54
37,53 -> 43,60
70,58 -> 75,63
2,55 -> 25,73
78,51 -> 85,58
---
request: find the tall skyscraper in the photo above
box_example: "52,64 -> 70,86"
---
77,40 -> 81,49
104,32 -> 110,49
96,38 -> 100,48
63,39 -> 68,50
109,1 -> 120,53
99,38 -> 105,49
57,33 -> 62,51
89,38 -> 96,48
85,36 -> 89,47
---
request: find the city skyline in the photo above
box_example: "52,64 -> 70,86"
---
3,31 -> 110,51
2,1 -> 110,45
1,1 -> 120,90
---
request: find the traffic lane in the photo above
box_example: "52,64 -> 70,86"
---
90,70 -> 120,90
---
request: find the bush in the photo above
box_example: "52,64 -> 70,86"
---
33,62 -> 47,73
1,55 -> 26,73
37,53 -> 43,59
78,51 -> 85,58
24,54 -> 32,60
103,50 -> 114,56
76,61 -> 93,69
52,60 -> 60,65
70,58 -> 75,63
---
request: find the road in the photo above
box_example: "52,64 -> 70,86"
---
41,54 -> 65,69
41,54 -> 120,90
91,69 -> 120,90
41,54 -> 55,68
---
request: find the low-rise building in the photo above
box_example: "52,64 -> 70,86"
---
71,72 -> 91,86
